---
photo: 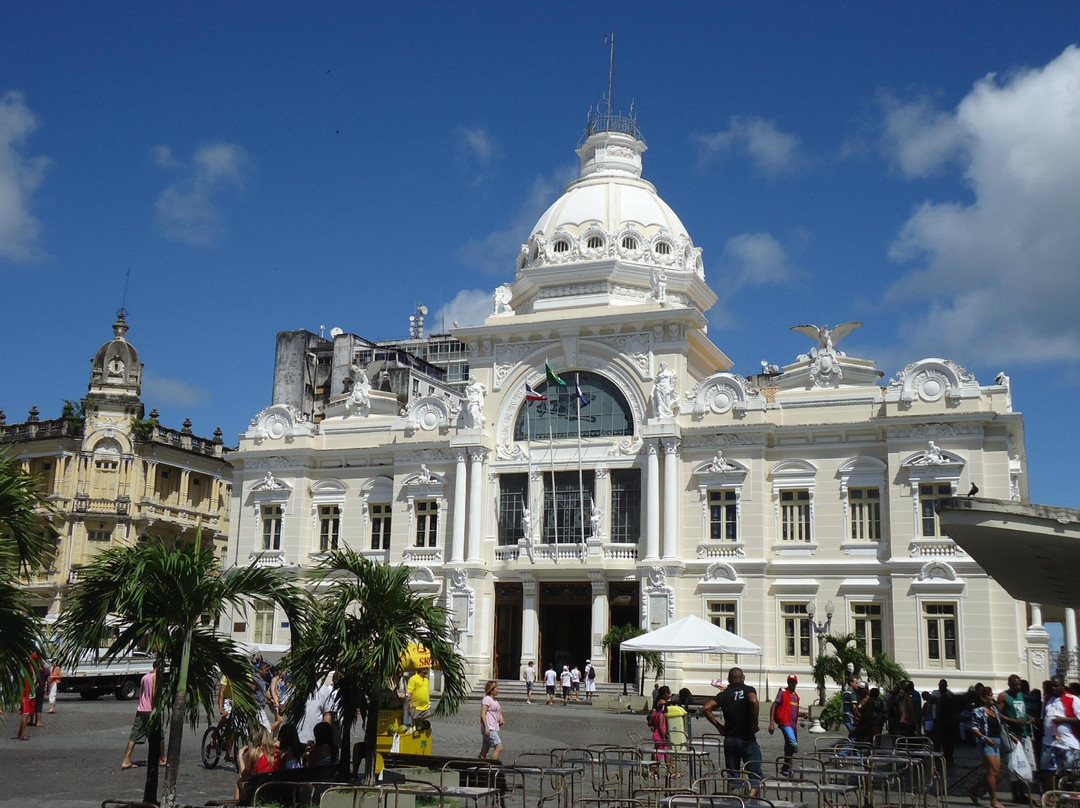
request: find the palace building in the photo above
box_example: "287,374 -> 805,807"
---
2,313 -> 232,616
226,113 -> 1048,690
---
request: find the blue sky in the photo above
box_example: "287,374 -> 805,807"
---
3,3 -> 1080,507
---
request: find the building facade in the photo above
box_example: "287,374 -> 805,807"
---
227,114 -> 1043,690
1,314 -> 232,616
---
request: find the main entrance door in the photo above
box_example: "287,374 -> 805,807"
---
539,582 -> 592,671
493,583 -> 523,680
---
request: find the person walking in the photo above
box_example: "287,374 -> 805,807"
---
13,663 -> 33,740
1040,675 -> 1080,792
969,687 -> 1008,808
46,661 -> 62,714
559,666 -> 572,706
479,680 -> 505,762
30,658 -> 48,728
570,664 -> 581,701
523,661 -> 536,704
544,663 -> 557,706
701,667 -> 763,790
998,674 -> 1036,802
121,667 -> 165,770
769,675 -> 803,776
583,659 -> 596,702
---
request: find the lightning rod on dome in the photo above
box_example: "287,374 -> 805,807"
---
605,31 -> 615,115
117,265 -> 132,319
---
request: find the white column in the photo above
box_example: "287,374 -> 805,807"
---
467,449 -> 485,562
1030,603 -> 1044,629
1067,608 -> 1078,655
645,441 -> 660,561
451,451 -> 466,563
521,575 -> 539,663
590,572 -> 608,671
662,439 -> 679,559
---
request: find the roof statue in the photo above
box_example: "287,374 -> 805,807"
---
790,322 -> 863,356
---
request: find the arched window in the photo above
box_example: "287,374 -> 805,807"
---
514,371 -> 633,441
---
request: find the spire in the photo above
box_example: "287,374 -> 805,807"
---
113,310 -> 130,341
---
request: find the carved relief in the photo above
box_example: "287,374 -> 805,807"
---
595,333 -> 651,377
681,433 -> 766,449
704,562 -> 740,582
685,373 -> 763,418
888,359 -> 980,404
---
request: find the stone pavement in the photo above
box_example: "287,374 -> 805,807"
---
1,693 -> 991,808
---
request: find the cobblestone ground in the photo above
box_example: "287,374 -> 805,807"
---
2,693 -> 987,808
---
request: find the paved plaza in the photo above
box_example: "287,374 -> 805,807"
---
3,692 -> 988,808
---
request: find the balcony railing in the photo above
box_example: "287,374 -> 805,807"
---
401,547 -> 443,565
74,496 -> 130,516
248,550 -> 285,568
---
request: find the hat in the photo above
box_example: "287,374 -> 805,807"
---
585,659 -> 591,664
563,665 -> 569,671
787,674 -> 798,683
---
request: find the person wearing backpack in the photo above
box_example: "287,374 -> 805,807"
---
584,659 -> 596,701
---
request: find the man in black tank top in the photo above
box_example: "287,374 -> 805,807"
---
702,667 -> 763,784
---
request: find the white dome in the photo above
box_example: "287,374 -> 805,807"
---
532,174 -> 691,243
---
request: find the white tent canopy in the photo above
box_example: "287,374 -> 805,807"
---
619,614 -> 762,655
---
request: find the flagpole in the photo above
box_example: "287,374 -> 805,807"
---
576,373 -> 585,545
548,387 -> 557,545
525,386 -> 533,539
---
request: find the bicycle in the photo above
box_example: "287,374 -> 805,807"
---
201,714 -> 240,769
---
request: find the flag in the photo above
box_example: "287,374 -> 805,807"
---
525,383 -> 547,402
545,363 -> 566,386
575,376 -> 590,407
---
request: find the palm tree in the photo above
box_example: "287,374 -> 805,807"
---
55,529 -> 308,808
283,550 -> 469,784
812,632 -> 908,705
0,453 -> 55,711
601,624 -> 664,697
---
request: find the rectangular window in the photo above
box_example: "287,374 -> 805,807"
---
709,490 -> 738,541
852,602 -> 884,656
262,505 -> 282,550
849,487 -> 882,541
370,503 -> 391,550
415,500 -> 438,548
87,529 -> 112,542
542,471 -> 595,544
610,469 -> 641,543
782,603 -> 812,664
924,603 -> 959,668
780,489 -> 811,542
319,504 -> 340,552
920,483 -> 953,537
708,601 -> 737,634
252,602 -> 275,645
498,473 -> 528,546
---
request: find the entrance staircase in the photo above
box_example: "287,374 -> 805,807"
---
466,678 -> 646,707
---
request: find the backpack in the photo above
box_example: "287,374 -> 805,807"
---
646,710 -> 656,730
587,665 -> 596,680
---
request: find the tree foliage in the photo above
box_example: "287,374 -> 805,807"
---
283,550 -> 469,783
0,452 -> 54,710
601,624 -> 665,688
811,632 -> 909,702
55,533 -> 308,804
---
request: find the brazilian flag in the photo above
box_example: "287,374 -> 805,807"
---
545,363 -> 566,386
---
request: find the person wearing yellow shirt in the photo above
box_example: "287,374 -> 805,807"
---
406,667 -> 432,732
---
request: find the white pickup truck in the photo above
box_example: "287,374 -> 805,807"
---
60,650 -> 156,700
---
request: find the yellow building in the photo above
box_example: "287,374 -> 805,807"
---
1,312 -> 232,617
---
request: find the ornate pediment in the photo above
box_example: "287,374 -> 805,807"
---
886,358 -> 980,405
684,372 -> 764,419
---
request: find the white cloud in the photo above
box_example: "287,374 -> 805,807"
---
457,126 -> 498,163
153,142 -> 248,246
142,372 -> 210,408
879,91 -> 965,177
461,165 -> 576,273
0,91 -> 50,263
885,45 -> 1080,365
718,232 -> 792,290
434,288 -> 492,330
695,117 -> 801,177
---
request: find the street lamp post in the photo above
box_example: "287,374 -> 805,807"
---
807,600 -> 834,733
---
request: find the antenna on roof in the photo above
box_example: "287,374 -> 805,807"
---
605,31 -> 615,114
117,266 -> 131,319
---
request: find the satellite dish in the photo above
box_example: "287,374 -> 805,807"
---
330,327 -> 343,338
418,305 -> 428,316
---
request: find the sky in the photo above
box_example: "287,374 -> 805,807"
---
2,2 -> 1080,508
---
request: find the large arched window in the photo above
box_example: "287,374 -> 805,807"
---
513,371 -> 634,441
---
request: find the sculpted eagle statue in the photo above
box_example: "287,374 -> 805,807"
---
790,322 -> 863,353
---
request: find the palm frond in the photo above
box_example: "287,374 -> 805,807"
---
0,452 -> 56,573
